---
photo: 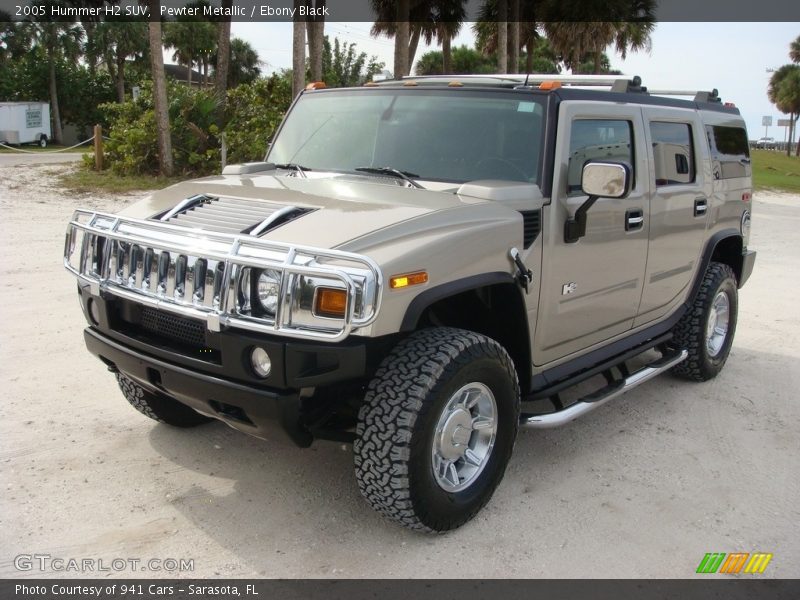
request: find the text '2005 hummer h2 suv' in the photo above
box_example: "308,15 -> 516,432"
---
65,74 -> 756,532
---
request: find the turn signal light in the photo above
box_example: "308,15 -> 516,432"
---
539,81 -> 562,90
742,192 -> 752,202
315,287 -> 347,318
390,271 -> 428,289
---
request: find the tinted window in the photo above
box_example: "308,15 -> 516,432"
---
706,125 -> 751,180
567,119 -> 633,195
650,122 -> 695,186
268,90 -> 546,184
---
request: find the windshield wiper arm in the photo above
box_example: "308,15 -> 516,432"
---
274,163 -> 310,178
355,166 -> 423,188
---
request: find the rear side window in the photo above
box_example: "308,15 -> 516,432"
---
567,119 -> 634,196
706,125 -> 751,180
650,122 -> 695,186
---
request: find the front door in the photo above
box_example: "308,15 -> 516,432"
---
534,103 -> 649,365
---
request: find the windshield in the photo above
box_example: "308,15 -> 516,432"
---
267,89 -> 546,184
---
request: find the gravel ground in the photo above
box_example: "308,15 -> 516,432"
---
1,163 -> 798,579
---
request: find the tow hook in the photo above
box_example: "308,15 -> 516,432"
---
509,248 -> 533,293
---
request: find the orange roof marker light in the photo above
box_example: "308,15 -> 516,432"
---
305,81 -> 327,90
363,81 -> 379,87
390,271 -> 429,289
539,81 -> 562,91
403,80 -> 419,87
448,81 -> 464,87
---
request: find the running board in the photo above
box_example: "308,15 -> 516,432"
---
520,349 -> 688,429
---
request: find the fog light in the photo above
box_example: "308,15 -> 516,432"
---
87,298 -> 101,325
250,347 -> 272,378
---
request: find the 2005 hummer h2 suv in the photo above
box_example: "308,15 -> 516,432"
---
65,74 -> 756,532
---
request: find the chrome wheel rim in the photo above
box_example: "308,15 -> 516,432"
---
431,382 -> 497,493
706,291 -> 730,358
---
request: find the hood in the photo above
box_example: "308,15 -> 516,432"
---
120,173 -> 489,249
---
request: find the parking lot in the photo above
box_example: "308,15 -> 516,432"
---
1,161 -> 798,578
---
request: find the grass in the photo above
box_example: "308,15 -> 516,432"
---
58,168 -> 188,194
752,148 -> 800,193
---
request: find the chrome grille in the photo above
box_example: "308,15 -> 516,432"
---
64,210 -> 382,342
140,307 -> 207,348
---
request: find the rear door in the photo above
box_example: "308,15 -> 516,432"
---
635,107 -> 709,325
534,102 -> 649,365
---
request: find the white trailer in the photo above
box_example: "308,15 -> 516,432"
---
0,102 -> 52,147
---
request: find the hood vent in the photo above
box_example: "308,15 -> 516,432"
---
155,195 -> 312,236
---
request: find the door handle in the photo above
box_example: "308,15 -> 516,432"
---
625,209 -> 644,231
694,197 -> 708,217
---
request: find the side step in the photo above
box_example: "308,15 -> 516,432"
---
520,349 -> 688,429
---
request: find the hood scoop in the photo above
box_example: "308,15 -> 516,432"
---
155,194 -> 313,236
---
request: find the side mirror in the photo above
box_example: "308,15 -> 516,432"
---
581,161 -> 631,199
564,161 -> 632,243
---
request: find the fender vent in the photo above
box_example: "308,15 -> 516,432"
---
520,210 -> 541,249
155,195 -> 312,236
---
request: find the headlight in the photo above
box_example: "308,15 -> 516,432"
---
257,269 -> 281,315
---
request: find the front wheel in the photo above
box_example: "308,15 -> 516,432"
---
671,262 -> 739,381
354,328 -> 520,532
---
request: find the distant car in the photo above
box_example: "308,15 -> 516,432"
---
756,137 -> 776,149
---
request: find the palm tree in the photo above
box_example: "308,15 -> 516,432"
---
790,35 -> 800,64
434,0 -> 467,74
28,7 -> 84,144
542,0 -> 655,74
769,64 -> 800,156
292,0 -> 306,97
163,2 -> 217,86
496,0 -> 507,72
473,1 -> 537,73
371,0 -> 438,78
94,19 -> 149,102
221,38 -> 261,88
214,0 -> 233,102
306,0 -> 326,82
147,0 -> 173,175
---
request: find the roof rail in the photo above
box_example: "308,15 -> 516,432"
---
397,74 -> 725,104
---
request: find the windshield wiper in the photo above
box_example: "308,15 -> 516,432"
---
274,163 -> 309,178
355,166 -> 423,188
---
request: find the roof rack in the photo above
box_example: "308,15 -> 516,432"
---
398,74 -> 724,104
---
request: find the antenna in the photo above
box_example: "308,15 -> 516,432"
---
523,72 -> 530,87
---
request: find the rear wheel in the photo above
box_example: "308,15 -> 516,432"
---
116,373 -> 212,427
39,135 -> 47,148
354,327 -> 520,532
671,262 -> 738,381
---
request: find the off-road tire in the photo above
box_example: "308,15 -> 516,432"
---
115,373 -> 212,427
354,327 -> 520,532
671,262 -> 738,381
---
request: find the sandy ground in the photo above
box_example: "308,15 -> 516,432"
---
1,163 -> 798,579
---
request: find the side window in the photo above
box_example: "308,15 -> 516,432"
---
706,125 -> 751,180
650,121 -> 695,186
567,119 -> 634,196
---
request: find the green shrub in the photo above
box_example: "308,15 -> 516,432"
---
98,71 -> 292,177
223,73 -> 292,164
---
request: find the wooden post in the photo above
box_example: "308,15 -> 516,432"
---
93,124 -> 103,171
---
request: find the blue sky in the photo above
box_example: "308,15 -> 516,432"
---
231,21 -> 800,140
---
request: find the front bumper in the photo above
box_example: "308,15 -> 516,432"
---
85,328 -> 316,446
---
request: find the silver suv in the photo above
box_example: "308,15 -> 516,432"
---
64,75 -> 756,532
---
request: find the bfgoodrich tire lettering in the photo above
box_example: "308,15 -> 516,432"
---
354,327 -> 520,532
116,373 -> 212,427
671,262 -> 738,381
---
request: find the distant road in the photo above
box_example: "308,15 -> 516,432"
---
0,152 -> 83,166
